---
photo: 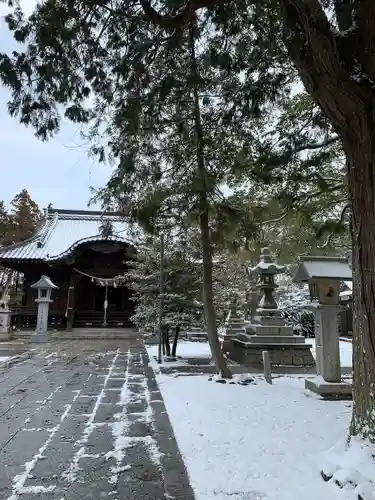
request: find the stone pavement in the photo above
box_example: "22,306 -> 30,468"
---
0,338 -> 195,500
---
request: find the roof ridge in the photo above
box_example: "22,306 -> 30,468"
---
48,208 -> 126,218
37,212 -> 59,248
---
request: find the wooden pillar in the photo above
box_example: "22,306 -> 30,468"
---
66,273 -> 76,331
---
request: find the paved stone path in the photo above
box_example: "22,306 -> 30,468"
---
0,338 -> 194,500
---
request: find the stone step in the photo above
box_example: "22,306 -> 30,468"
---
253,325 -> 293,336
237,335 -> 306,345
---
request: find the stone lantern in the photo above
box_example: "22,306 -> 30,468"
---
0,293 -> 11,340
30,275 -> 58,343
228,248 -> 314,370
294,256 -> 352,397
252,247 -> 285,313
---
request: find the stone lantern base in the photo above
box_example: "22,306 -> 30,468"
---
229,335 -> 315,371
29,332 -> 51,343
305,377 -> 352,399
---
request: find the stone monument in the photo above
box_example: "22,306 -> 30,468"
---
0,294 -> 11,341
30,275 -> 58,343
294,256 -> 352,398
229,248 -> 315,370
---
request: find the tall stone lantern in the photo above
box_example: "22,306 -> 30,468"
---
228,248 -> 314,370
30,275 -> 58,343
294,256 -> 352,398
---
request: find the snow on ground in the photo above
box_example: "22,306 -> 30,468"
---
148,341 -> 211,360
148,338 -> 353,368
309,339 -> 352,367
147,341 -> 212,371
0,356 -> 10,363
157,373 -> 357,500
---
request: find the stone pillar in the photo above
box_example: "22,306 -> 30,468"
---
30,297 -> 53,342
0,295 -> 11,341
311,303 -> 342,383
66,277 -> 76,331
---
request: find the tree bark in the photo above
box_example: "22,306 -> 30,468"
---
282,0 -> 375,442
163,325 -> 171,356
171,324 -> 180,357
188,21 -> 232,378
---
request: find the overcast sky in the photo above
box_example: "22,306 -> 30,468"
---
0,0 -> 111,210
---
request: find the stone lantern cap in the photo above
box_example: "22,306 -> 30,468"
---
31,275 -> 59,290
251,247 -> 285,275
293,256 -> 352,283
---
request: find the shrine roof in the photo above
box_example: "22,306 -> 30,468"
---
0,208 -> 133,263
293,256 -> 352,282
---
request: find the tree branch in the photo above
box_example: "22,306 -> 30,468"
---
139,0 -> 223,29
292,136 -> 339,154
262,212 -> 288,225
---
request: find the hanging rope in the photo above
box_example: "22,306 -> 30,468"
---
73,268 -> 127,287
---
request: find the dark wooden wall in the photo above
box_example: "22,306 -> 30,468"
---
7,241 -> 135,327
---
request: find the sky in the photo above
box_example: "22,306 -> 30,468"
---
0,0 -> 111,211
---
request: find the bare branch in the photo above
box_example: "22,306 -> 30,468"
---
293,136 -> 339,153
262,212 -> 289,225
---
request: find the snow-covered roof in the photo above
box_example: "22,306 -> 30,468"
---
293,256 -> 352,282
343,281 -> 353,290
0,208 -> 132,262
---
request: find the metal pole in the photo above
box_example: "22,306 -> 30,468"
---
157,233 -> 165,364
103,283 -> 108,327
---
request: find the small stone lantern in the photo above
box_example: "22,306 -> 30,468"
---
0,294 -> 11,340
251,247 -> 286,313
30,275 -> 58,343
294,256 -> 352,397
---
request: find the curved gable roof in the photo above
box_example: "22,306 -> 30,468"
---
0,208 -> 132,262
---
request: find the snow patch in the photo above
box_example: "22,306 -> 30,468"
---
62,350 -> 121,483
8,390 -> 81,499
156,373 -> 353,500
322,437 -> 375,497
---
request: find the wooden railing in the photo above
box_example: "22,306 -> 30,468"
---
9,307 -> 134,330
9,307 -> 66,330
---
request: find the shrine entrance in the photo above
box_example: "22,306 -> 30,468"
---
71,244 -> 135,329
94,286 -> 122,312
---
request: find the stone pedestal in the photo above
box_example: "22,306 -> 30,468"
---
305,377 -> 352,399
0,298 -> 11,341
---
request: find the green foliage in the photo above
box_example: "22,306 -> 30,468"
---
0,201 -> 10,243
125,238 -> 204,332
3,189 -> 42,245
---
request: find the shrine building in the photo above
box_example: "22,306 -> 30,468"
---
0,207 -> 135,330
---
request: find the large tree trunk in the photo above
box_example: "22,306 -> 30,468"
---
282,0 -> 375,441
348,150 -> 375,440
189,21 -> 232,378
